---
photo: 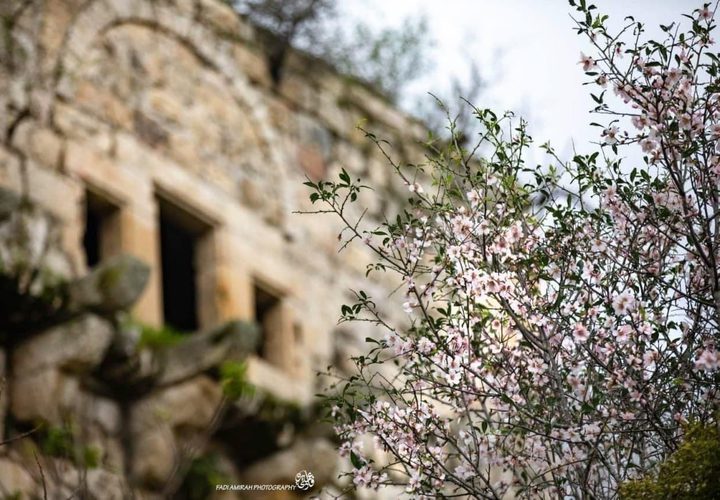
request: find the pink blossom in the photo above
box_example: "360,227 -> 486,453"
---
590,238 -> 607,252
466,189 -> 481,207
579,52 -> 597,71
612,291 -> 636,316
614,43 -> 624,58
697,6 -> 713,21
615,324 -> 632,344
694,348 -> 720,371
573,323 -> 590,343
709,123 -> 720,138
417,337 -> 435,354
631,114 -> 650,130
353,466 -> 374,487
454,462 -> 474,480
666,67 -> 682,84
640,137 -> 657,153
603,126 -> 620,144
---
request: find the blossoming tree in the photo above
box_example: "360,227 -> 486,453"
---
305,2 -> 720,498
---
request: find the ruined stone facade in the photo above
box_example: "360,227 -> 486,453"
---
0,0 -> 428,497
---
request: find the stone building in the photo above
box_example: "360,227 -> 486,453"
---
0,0 -> 428,497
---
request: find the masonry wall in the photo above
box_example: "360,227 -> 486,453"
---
0,0 -> 428,497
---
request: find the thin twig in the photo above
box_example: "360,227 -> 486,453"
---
0,424 -> 41,447
33,451 -> 48,500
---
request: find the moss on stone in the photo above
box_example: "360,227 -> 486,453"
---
97,264 -> 124,293
137,322 -> 187,349
219,361 -> 301,423
219,360 -> 254,400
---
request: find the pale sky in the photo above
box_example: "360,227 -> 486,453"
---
340,0 -> 696,162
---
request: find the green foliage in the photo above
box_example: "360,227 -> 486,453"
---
38,424 -> 100,469
40,425 -> 74,457
232,0 -> 432,102
219,361 -> 303,424
256,390 -> 302,423
219,360 -> 255,399
620,423 -> 720,500
180,453 -> 231,500
82,446 -> 101,469
137,322 -> 187,349
318,15 -> 432,102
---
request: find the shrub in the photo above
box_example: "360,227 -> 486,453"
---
620,423 -> 720,500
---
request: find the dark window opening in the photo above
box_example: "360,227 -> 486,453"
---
83,206 -> 102,268
159,207 -> 198,332
157,196 -> 213,333
83,191 -> 119,269
254,284 -> 282,358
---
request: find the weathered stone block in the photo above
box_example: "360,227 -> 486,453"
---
214,264 -> 254,322
11,121 -> 64,169
232,45 -> 272,87
84,393 -> 122,436
25,161 -> 82,222
0,147 -> 23,193
53,102 -> 108,140
79,467 -> 127,499
0,458 -> 35,497
198,0 -> 241,34
116,211 -> 163,326
130,375 -> 223,486
75,81 -> 133,129
131,375 -> 222,432
246,358 -> 311,405
64,141 -> 119,186
146,88 -> 184,124
278,74 -> 316,111
10,368 -> 79,424
12,314 -> 114,377
0,203 -> 69,293
0,205 -> 51,269
68,254 -> 150,314
134,110 -> 169,148
131,430 -> 175,487
297,144 -> 326,181
39,0 -> 79,62
40,457 -> 128,499
0,184 -> 21,218
241,438 -> 337,488
156,320 -> 259,386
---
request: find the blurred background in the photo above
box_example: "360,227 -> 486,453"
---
348,0 -> 693,158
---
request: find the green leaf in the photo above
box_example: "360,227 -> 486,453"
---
350,451 -> 364,469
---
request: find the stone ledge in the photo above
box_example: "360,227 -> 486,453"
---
12,314 -> 114,378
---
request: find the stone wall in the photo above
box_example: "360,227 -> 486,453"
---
0,0 -> 428,497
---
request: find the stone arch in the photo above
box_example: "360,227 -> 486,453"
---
51,0 -> 291,224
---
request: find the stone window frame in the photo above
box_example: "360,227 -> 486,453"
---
250,273 -> 296,374
82,184 -> 124,270
154,186 -> 220,332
